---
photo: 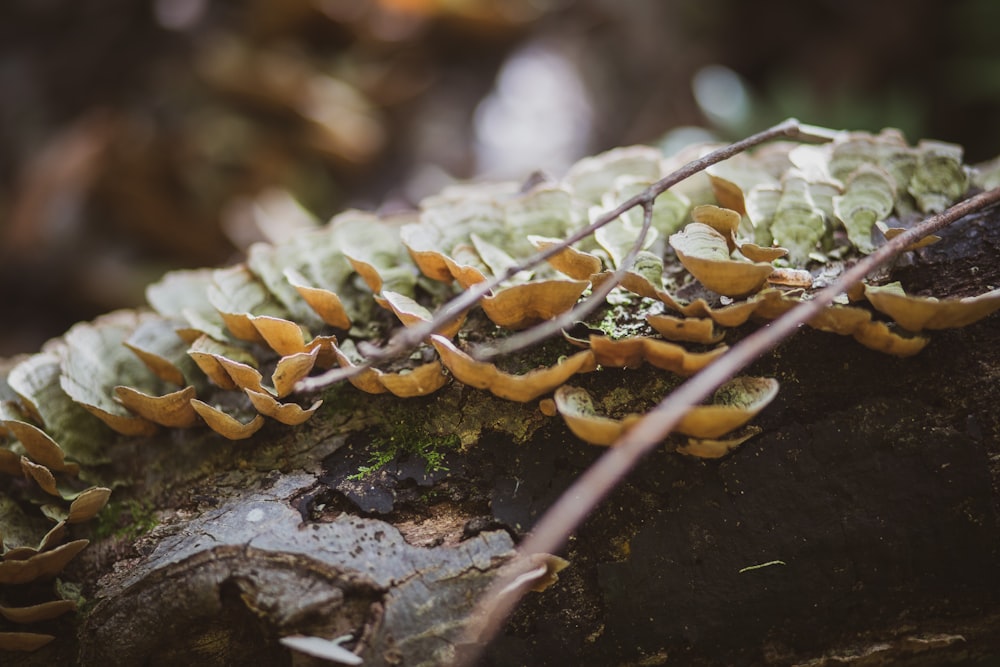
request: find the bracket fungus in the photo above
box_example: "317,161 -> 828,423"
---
669,223 -> 775,297
553,377 -> 778,449
331,338 -> 448,397
645,314 -> 725,345
863,282 -> 1000,331
588,335 -> 726,375
431,335 -> 596,402
833,164 -> 896,254
2,124 -> 998,652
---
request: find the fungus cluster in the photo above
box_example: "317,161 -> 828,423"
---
1,354 -> 109,650
3,127 -> 1000,650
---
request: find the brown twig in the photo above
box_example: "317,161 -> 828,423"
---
299,118 -> 820,392
456,185 -> 1000,663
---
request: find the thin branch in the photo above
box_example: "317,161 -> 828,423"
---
295,365 -> 366,393
476,198 -> 656,359
456,185 -> 1000,663
300,118 -> 817,391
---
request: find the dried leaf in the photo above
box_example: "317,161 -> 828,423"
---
6,353 -> 59,426
305,335 -> 339,370
268,212 -> 381,326
806,305 -> 873,335
400,223 -> 455,282
37,521 -> 67,552
497,553 -> 570,595
404,184 -> 508,283
441,245 -> 491,288
657,288 -> 786,327
212,356 -> 266,395
745,184 -> 782,245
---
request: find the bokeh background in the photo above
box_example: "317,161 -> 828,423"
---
3,0 -> 1000,355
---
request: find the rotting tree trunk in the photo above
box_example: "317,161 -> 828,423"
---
7,206 -> 1000,667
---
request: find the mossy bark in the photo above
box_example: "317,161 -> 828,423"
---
6,207 -> 1000,666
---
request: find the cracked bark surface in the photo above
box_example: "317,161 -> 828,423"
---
5,206 -> 1000,666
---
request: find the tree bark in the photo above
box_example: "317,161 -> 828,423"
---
6,205 -> 1000,667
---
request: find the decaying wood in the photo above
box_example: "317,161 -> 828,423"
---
4,162 -> 1000,666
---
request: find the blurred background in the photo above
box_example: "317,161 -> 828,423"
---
3,0 -> 1000,356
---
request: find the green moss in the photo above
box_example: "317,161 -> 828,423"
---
347,407 -> 462,480
94,499 -> 158,540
